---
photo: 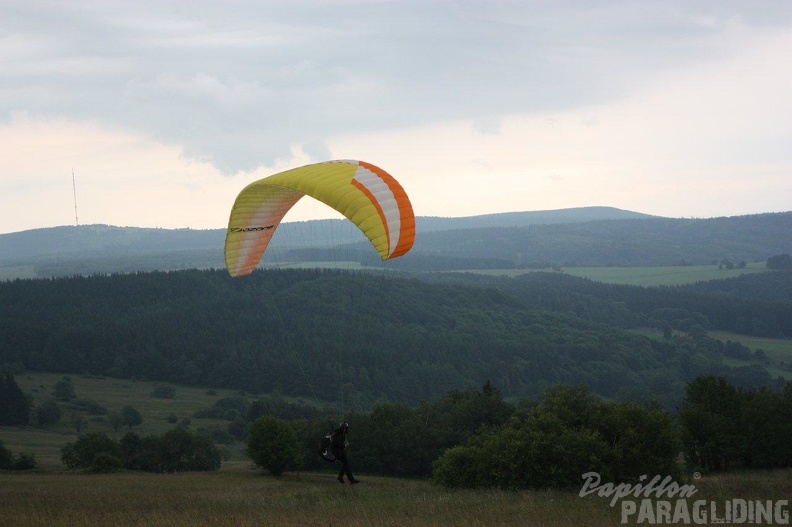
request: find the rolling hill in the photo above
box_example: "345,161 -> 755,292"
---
1,207 -> 790,279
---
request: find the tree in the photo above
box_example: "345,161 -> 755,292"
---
156,428 -> 222,472
120,406 -> 143,429
767,254 -> 792,270
433,386 -> 681,489
33,399 -> 61,426
150,383 -> 176,399
107,411 -> 123,431
0,373 -> 29,426
0,441 -> 13,469
246,416 -> 301,476
52,377 -> 76,401
739,387 -> 792,468
0,441 -> 37,471
68,412 -> 88,434
61,432 -> 123,472
679,375 -> 743,472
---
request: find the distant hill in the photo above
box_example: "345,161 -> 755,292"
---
417,206 -> 655,231
383,212 -> 792,271
1,207 -> 790,279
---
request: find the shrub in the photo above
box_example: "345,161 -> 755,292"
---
121,429 -> 221,473
150,383 -> 176,399
433,386 -> 681,489
0,442 -> 38,471
0,441 -> 14,469
52,378 -> 76,401
61,432 -> 122,471
90,452 -> 123,473
246,416 -> 302,476
120,406 -> 143,429
34,399 -> 61,426
431,446 -> 485,488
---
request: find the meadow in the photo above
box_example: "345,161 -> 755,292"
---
2,466 -> 790,527
461,262 -> 768,286
562,262 -> 768,286
707,331 -> 792,363
3,372 -> 264,468
4,372 -> 792,526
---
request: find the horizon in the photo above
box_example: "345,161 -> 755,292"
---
3,205 -> 792,237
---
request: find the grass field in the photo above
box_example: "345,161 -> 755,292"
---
0,265 -> 38,280
707,330 -> 792,363
630,328 -> 792,380
562,262 -> 768,286
2,372 -> 268,469
463,262 -> 768,286
4,373 -> 792,525
1,467 -> 790,527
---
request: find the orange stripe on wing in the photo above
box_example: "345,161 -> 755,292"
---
359,161 -> 415,258
351,176 -> 390,257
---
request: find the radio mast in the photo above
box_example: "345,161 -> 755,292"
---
72,168 -> 79,226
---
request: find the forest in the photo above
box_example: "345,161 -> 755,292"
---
2,210 -> 790,278
1,267 -> 790,410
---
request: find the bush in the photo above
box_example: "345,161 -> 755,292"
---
52,378 -> 76,401
121,429 -> 221,473
431,445 -> 485,488
90,452 -> 123,473
12,452 -> 37,470
62,432 -> 122,471
0,373 -> 29,426
156,428 -> 222,472
120,406 -> 143,429
246,416 -> 302,476
0,441 -> 14,469
1,440 -> 38,471
150,383 -> 176,399
433,386 -> 681,489
33,399 -> 61,426
63,429 -> 222,473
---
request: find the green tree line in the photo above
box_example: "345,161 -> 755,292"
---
26,376 -> 792,486
2,269 -> 789,407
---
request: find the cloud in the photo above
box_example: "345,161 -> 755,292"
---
1,1 -> 791,234
5,1 -> 790,175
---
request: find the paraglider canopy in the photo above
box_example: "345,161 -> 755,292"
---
224,160 -> 415,277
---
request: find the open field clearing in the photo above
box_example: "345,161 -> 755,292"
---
630,328 -> 792,380
460,263 -> 768,286
0,468 -> 616,527
0,265 -> 37,280
562,263 -> 768,286
1,467 -> 790,527
3,373 -> 287,469
707,331 -> 792,363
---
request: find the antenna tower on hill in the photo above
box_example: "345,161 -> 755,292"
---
72,168 -> 79,226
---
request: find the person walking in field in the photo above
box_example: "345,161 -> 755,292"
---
331,422 -> 359,484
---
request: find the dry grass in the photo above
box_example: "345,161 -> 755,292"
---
2,464 -> 790,526
0,466 -> 622,527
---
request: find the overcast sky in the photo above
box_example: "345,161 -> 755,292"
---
2,0 -> 791,234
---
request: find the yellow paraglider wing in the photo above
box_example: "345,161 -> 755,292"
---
224,160 -> 415,277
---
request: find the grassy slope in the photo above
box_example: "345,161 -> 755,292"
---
458,262 -> 768,286
2,373 -> 261,468
562,262 -> 768,286
629,328 -> 792,380
707,331 -> 792,362
1,468 -> 790,527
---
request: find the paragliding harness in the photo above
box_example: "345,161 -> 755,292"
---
318,432 -> 336,463
318,422 -> 346,463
